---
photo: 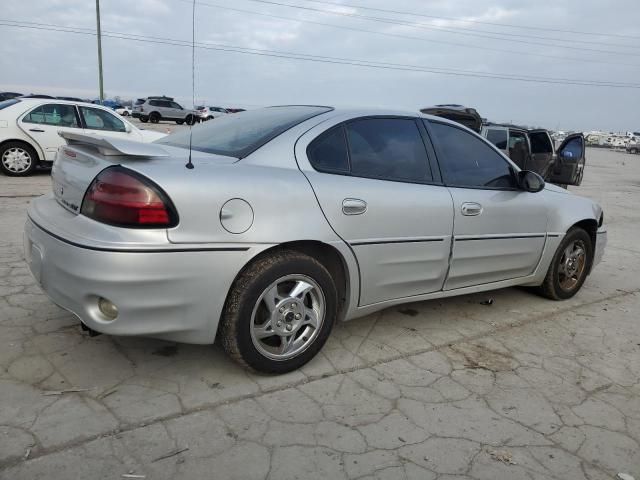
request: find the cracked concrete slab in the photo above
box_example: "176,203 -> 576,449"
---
1,149 -> 639,479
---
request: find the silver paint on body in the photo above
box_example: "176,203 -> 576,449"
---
24,108 -> 607,344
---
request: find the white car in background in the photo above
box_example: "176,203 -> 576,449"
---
114,105 -> 132,116
0,98 -> 166,176
195,105 -> 229,121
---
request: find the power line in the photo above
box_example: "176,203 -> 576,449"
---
2,20 -> 640,89
299,0 -> 640,41
171,0 -> 640,69
239,0 -> 640,57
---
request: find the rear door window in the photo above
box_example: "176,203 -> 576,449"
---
307,126 -> 350,173
428,121 -> 517,189
23,104 -> 80,127
485,129 -> 508,149
345,118 -> 432,183
79,107 -> 127,132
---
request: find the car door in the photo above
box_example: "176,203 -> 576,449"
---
169,101 -> 185,120
548,134 -> 585,186
296,116 -> 454,306
426,120 -> 548,290
78,105 -> 142,142
528,129 -> 555,179
18,103 -> 82,160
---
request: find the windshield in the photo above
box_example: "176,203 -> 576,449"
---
0,99 -> 20,110
157,106 -> 332,158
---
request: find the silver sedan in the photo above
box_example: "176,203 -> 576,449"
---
24,106 -> 607,373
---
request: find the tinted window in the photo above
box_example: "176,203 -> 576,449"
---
560,137 -> 583,159
0,99 -> 20,110
346,118 -> 431,182
429,121 -> 517,189
23,104 -> 79,127
529,132 -> 553,154
149,100 -> 160,107
169,102 -> 182,109
158,106 -> 332,158
135,98 -> 145,105
307,127 -> 350,172
486,129 -> 507,149
80,107 -> 126,132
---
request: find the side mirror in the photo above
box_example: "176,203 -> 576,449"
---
518,170 -> 545,193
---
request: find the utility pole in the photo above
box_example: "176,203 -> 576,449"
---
96,0 -> 104,103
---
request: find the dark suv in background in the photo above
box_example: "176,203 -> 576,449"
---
421,105 -> 586,187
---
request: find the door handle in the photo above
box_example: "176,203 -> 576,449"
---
29,128 -> 45,132
461,202 -> 483,216
342,198 -> 367,215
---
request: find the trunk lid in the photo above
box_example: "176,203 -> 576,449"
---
52,131 -> 235,216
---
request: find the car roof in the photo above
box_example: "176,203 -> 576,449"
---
9,98 -> 113,108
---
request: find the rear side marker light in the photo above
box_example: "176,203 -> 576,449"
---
81,166 -> 178,228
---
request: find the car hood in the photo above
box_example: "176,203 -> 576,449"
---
544,183 -> 570,194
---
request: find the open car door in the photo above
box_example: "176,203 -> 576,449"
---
548,133 -> 585,186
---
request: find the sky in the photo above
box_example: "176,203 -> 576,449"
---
1,0 -> 639,132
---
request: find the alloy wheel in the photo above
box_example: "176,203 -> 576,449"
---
250,274 -> 325,361
558,239 -> 587,291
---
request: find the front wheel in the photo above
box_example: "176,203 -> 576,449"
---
538,228 -> 593,300
220,251 -> 337,373
0,142 -> 38,176
139,116 -> 149,123
149,112 -> 160,124
176,119 -> 184,125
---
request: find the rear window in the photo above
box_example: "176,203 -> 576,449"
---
158,106 -> 332,158
486,129 -> 508,149
135,98 -> 145,105
0,99 -> 20,110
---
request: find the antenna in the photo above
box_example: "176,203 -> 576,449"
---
185,0 -> 196,170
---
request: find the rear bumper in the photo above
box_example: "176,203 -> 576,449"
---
24,218 -> 257,344
131,111 -> 143,118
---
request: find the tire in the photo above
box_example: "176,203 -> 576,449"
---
630,148 -> 638,154
140,116 -> 149,123
176,120 -> 184,125
185,114 -> 196,126
149,112 -> 160,124
538,228 -> 593,300
0,141 -> 39,177
207,116 -> 214,121
122,111 -> 130,116
220,250 -> 337,373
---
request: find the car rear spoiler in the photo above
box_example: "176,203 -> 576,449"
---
59,131 -> 169,157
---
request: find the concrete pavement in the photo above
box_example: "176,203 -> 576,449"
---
0,148 -> 639,479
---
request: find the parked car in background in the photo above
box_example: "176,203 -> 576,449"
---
421,105 -> 585,187
25,106 -> 606,373
114,105 -> 132,116
626,141 -> 640,154
195,106 -> 228,121
0,98 -> 166,176
21,94 -> 57,99
0,92 -> 23,102
226,108 -> 246,113
132,96 -> 198,125
56,96 -> 84,102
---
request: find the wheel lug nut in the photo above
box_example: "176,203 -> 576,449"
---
290,303 -> 295,309
276,321 -> 282,327
295,313 -> 301,320
285,324 -> 292,332
279,307 -> 285,313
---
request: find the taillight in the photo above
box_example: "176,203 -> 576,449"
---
81,167 -> 178,228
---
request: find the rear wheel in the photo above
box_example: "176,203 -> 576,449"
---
140,116 -> 149,123
630,148 -> 638,154
185,114 -> 196,125
149,112 -> 160,124
220,250 -> 337,373
538,228 -> 593,300
122,111 -> 130,116
176,119 -> 184,125
0,142 -> 38,177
